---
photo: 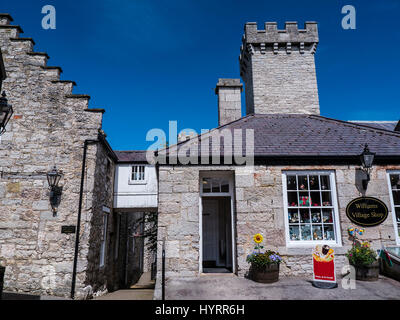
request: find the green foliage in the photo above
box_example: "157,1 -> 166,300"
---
142,211 -> 158,253
346,241 -> 377,266
246,250 -> 282,269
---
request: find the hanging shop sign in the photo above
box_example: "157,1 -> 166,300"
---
346,197 -> 388,227
312,245 -> 336,286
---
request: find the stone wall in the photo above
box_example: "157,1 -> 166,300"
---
0,14 -> 115,299
80,143 -> 116,298
154,164 -> 399,299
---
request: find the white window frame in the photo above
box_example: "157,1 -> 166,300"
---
282,171 -> 342,248
200,173 -> 232,197
100,210 -> 109,268
128,165 -> 147,184
387,170 -> 400,245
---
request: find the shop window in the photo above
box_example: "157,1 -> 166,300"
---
131,165 -> 145,182
388,172 -> 400,244
283,172 -> 341,246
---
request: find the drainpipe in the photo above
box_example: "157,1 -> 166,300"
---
70,138 -> 98,299
162,239 -> 165,300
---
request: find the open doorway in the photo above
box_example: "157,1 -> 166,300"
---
202,197 -> 233,273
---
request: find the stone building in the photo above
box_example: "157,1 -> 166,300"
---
0,13 -> 153,299
153,22 -> 400,298
0,13 -> 399,300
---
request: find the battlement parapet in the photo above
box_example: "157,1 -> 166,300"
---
244,21 -> 318,44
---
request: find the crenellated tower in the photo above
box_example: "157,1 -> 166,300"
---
239,22 -> 320,115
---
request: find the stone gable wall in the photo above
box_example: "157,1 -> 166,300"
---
154,164 -> 399,299
0,16 -> 115,299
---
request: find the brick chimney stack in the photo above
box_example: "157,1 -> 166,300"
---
239,21 -> 320,115
215,78 -> 243,126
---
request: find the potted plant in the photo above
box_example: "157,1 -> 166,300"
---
246,233 -> 282,283
345,228 -> 379,281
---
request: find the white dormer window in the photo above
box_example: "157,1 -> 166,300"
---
131,165 -> 145,182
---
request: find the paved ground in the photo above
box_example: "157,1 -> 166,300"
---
164,274 -> 400,300
94,271 -> 155,300
94,288 -> 154,300
2,292 -> 69,300
3,274 -> 399,300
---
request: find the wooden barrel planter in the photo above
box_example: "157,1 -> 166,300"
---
354,261 -> 379,281
249,264 -> 280,283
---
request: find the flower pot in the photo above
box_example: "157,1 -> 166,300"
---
249,263 -> 280,283
354,261 -> 379,281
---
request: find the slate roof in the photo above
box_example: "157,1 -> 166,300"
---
114,150 -> 150,163
165,114 -> 400,159
348,121 -> 399,132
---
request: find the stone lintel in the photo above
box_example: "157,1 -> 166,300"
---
27,52 -> 50,59
84,108 -> 105,114
10,37 -> 35,45
0,25 -> 23,33
51,80 -> 77,86
65,94 -> 90,100
41,66 -> 63,73
0,13 -> 14,22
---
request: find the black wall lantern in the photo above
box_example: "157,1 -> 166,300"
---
360,144 -> 375,190
47,166 -> 63,216
0,91 -> 13,136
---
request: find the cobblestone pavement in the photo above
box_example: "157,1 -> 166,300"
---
164,274 -> 400,300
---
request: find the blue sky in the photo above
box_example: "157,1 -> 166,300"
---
3,0 -> 400,150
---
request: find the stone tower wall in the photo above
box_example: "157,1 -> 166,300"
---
240,22 -> 320,115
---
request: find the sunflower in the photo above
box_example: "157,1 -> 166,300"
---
253,233 -> 263,244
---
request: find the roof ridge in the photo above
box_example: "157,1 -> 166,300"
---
349,120 -> 397,123
309,114 -> 400,138
158,113 -> 257,153
115,150 -> 147,153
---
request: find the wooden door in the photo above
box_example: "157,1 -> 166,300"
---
202,199 -> 219,264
